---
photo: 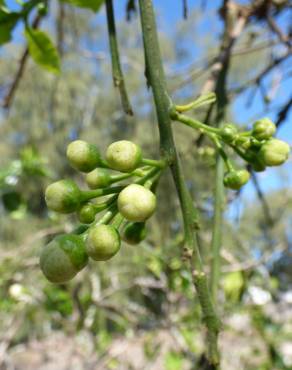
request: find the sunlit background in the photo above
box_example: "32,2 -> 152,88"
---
0,1 -> 291,369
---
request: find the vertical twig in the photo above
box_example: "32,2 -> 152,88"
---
56,1 -> 65,56
138,0 -> 220,366
207,0 -> 249,305
182,0 -> 188,19
210,157 -> 224,303
2,14 -> 42,109
105,0 -> 133,116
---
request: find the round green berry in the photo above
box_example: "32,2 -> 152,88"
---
106,140 -> 142,173
251,159 -> 266,172
45,179 -> 81,213
220,124 -> 238,143
118,184 -> 156,222
259,138 -> 290,166
85,168 -> 111,189
252,118 -> 276,141
77,204 -> 96,224
223,170 -> 250,190
122,222 -> 146,245
86,225 -> 121,261
40,234 -> 88,283
66,140 -> 101,173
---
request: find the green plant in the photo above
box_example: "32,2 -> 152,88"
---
42,139 -> 163,280
1,0 -> 290,368
40,234 -> 88,283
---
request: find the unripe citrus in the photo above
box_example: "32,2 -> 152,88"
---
252,118 -> 276,141
118,184 -> 156,222
86,224 -> 121,261
223,170 -> 250,190
45,179 -> 81,213
78,204 -> 96,224
259,138 -> 290,166
66,140 -> 101,172
85,168 -> 111,189
122,222 -> 146,245
40,234 -> 88,283
106,140 -> 142,173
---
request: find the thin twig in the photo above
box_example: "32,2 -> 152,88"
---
2,14 -> 42,109
105,0 -> 133,115
56,1 -> 65,56
250,170 -> 274,226
275,95 -> 292,128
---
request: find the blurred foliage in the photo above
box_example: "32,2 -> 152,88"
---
0,1 -> 291,369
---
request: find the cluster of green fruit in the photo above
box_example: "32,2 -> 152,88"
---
40,140 -> 163,284
219,118 -> 290,190
172,93 -> 290,191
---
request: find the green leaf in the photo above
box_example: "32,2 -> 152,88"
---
61,0 -> 104,12
0,10 -> 19,45
25,28 -> 60,74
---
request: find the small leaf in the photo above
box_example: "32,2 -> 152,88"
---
61,0 -> 104,12
0,10 -> 19,45
25,28 -> 60,74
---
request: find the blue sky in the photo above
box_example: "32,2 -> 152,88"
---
3,0 -> 292,202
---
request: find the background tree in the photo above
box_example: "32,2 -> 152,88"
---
0,0 -> 291,369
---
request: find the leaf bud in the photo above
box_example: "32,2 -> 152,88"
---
259,138 -> 290,166
122,222 -> 146,245
85,168 -> 112,189
66,140 -> 101,172
106,140 -> 142,173
252,118 -> 276,141
86,225 -> 121,261
117,184 -> 156,222
220,124 -> 238,143
45,179 -> 81,213
77,203 -> 96,224
223,169 -> 250,190
40,234 -> 88,283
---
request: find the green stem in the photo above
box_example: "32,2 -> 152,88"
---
172,112 -> 221,136
209,24 -> 231,307
80,185 -> 124,202
136,167 -> 161,186
141,158 -> 166,168
138,0 -> 220,365
96,204 -> 118,226
92,194 -> 118,212
111,212 -> 124,228
212,136 -> 233,172
110,173 -> 133,183
210,154 -> 224,303
105,0 -> 133,115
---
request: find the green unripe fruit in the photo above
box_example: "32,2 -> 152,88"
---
45,179 -> 81,213
220,124 -> 238,143
78,204 -> 96,224
106,140 -> 142,173
259,139 -> 290,166
252,118 -> 276,141
86,225 -> 121,261
40,234 -> 88,283
122,222 -> 146,245
66,140 -> 101,172
251,160 -> 266,172
223,170 -> 250,190
118,184 -> 156,222
85,168 -> 111,189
